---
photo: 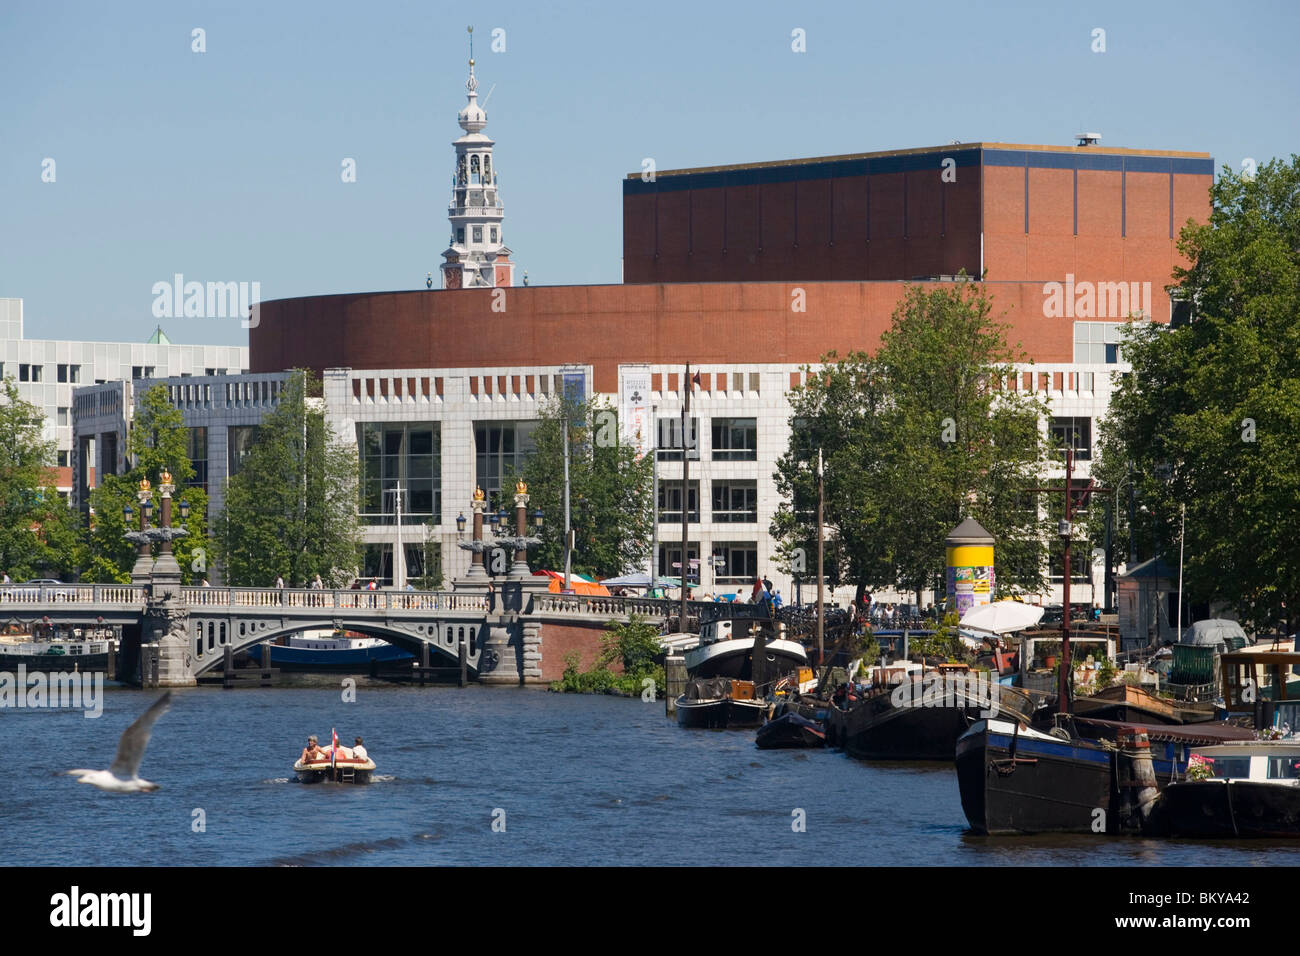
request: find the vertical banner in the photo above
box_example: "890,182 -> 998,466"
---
620,366 -> 651,457
561,371 -> 585,407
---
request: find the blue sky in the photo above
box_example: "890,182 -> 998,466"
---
2,0 -> 1297,347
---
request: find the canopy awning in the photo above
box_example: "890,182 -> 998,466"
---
533,570 -> 610,596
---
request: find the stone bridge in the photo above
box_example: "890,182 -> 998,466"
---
0,583 -> 697,687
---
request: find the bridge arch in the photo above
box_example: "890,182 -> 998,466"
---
188,616 -> 484,676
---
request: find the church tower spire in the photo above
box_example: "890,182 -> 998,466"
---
441,26 -> 514,290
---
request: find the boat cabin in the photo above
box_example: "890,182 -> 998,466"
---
1220,645 -> 1300,727
1186,741 -> 1300,782
1015,632 -> 1115,693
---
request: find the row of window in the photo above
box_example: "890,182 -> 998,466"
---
655,541 -> 760,586
359,423 -> 442,523
657,417 -> 758,461
454,225 -> 500,246
657,480 -> 758,524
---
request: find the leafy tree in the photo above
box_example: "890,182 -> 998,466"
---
85,384 -> 210,583
772,279 -> 1050,606
515,394 -> 653,580
411,521 -> 444,589
215,369 -> 360,587
1097,155 -> 1300,634
0,378 -> 83,580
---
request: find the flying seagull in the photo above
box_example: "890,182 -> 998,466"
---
67,691 -> 172,793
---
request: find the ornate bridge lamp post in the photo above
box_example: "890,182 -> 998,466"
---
456,487 -> 490,586
125,478 -> 154,583
501,480 -> 544,580
150,470 -> 189,598
122,468 -> 194,688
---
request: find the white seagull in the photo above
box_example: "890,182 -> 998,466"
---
67,691 -> 173,792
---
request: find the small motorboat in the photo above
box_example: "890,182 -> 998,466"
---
293,747 -> 376,784
676,677 -> 767,729
756,711 -> 826,749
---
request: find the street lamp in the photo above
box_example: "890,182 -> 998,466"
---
123,503 -> 134,524
456,512 -> 467,537
533,508 -> 543,529
179,499 -> 190,520
143,498 -> 155,521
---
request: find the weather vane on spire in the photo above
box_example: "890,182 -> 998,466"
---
466,25 -> 477,92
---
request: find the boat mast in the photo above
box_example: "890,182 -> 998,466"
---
650,402 -> 658,589
1060,449 -> 1073,714
817,447 -> 825,665
680,363 -> 691,632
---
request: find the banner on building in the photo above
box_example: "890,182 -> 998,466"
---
621,366 -> 652,457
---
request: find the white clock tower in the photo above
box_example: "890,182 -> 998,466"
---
441,28 -> 515,290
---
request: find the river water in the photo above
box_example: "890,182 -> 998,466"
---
7,683 -> 1300,866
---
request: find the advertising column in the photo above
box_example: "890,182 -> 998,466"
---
945,517 -> 995,616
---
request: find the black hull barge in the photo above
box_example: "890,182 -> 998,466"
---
828,666 -> 1038,761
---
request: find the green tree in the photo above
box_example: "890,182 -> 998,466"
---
1097,155 -> 1300,634
85,384 -> 210,583
215,369 -> 360,586
0,378 -> 83,580
516,394 -> 653,580
772,279 -> 1050,606
411,521 -> 444,589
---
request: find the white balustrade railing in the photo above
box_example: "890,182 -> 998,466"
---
0,585 -> 146,606
177,587 -> 482,613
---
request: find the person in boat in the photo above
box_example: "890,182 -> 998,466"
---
352,736 -> 367,760
300,735 -> 324,764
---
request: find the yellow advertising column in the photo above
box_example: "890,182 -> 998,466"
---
945,518 -> 995,617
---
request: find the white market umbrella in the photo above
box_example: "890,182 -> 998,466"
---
960,600 -> 1045,636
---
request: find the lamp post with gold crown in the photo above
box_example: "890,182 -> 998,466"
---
456,486 -> 490,584
150,468 -> 185,598
507,479 -> 544,578
123,467 -> 195,687
127,477 -> 154,583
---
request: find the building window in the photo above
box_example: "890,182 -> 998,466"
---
186,427 -> 208,492
470,154 -> 480,184
483,155 -> 491,180
227,425 -> 259,478
1049,550 -> 1091,584
359,423 -> 443,524
711,417 -> 757,461
658,542 -> 700,584
473,226 -> 483,244
1073,322 -> 1124,364
656,417 -> 699,461
712,480 -> 757,523
1049,416 -> 1092,461
69,364 -> 80,383
474,421 -> 537,505
57,364 -> 68,383
490,226 -> 498,243
456,228 -> 465,245
57,450 -> 69,467
100,432 -> 118,477
713,542 -> 759,585
56,407 -> 68,426
658,480 -> 699,523
19,364 -> 30,382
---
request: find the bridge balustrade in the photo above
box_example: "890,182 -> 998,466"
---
177,587 -> 482,613
0,584 -> 146,606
